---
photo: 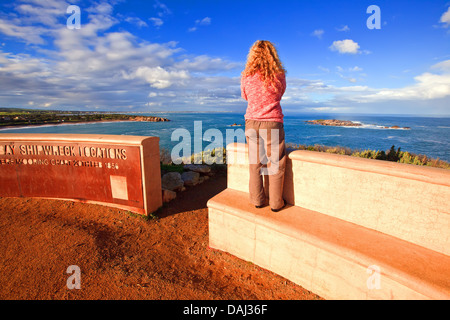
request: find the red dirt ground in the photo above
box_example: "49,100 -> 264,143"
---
0,172 -> 322,300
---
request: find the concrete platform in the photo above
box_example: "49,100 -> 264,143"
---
227,143 -> 450,256
208,189 -> 450,300
208,143 -> 450,299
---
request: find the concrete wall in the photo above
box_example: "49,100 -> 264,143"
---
0,133 -> 162,216
226,143 -> 450,256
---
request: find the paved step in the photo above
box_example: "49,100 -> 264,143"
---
208,188 -> 450,300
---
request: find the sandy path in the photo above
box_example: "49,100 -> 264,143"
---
0,171 -> 321,300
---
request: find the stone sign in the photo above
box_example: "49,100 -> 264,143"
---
0,134 -> 162,216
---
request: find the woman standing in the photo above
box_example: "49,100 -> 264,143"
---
241,40 -> 287,212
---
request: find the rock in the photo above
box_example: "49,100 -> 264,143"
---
183,164 -> 211,173
161,172 -> 184,191
384,125 -> 411,130
162,189 -> 176,203
181,171 -> 200,187
129,116 -> 170,122
305,119 -> 361,127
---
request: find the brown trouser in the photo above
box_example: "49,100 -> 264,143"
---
245,119 -> 286,210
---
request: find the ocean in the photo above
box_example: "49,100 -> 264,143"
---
1,112 -> 449,163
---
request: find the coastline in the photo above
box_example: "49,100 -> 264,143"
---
0,116 -> 170,131
0,119 -> 130,131
1,110 -> 448,163
305,119 -> 411,130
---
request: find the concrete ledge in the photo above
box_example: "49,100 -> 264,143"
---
226,143 -> 450,256
208,189 -> 450,300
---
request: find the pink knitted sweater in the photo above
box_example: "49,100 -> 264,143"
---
241,72 -> 286,123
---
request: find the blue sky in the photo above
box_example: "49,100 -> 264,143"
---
0,0 -> 449,115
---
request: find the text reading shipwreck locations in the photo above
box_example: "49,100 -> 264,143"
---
0,143 -> 128,169
0,143 -> 127,159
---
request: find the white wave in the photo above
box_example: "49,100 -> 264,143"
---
342,123 -> 411,130
419,138 -> 444,144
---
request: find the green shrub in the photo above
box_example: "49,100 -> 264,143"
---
287,143 -> 449,169
386,145 -> 401,162
160,163 -> 184,173
188,147 -> 227,165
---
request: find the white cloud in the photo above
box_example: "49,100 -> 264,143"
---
336,25 -> 350,32
0,18 -> 47,44
15,1 -> 68,26
174,55 -> 240,73
329,39 -> 360,54
188,17 -> 212,32
440,7 -> 450,27
86,2 -> 113,15
339,60 -> 450,103
0,0 -> 448,114
304,106 -> 352,112
125,17 -> 148,28
334,66 -> 364,83
318,66 -> 330,73
145,1 -> 171,28
0,0 -> 69,44
123,66 -> 190,89
349,66 -> 363,72
311,29 -> 324,39
431,59 -> 450,72
0,1 -> 240,111
363,72 -> 450,101
154,0 -> 172,17
280,60 -> 450,114
149,17 -> 164,27
197,17 -> 211,26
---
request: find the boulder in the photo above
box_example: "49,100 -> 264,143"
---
162,189 -> 176,203
305,119 -> 361,127
161,172 -> 184,191
183,164 -> 211,174
181,171 -> 200,187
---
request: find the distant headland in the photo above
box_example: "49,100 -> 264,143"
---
305,119 -> 410,130
0,108 -> 169,129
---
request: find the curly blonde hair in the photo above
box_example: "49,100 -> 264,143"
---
242,40 -> 286,91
